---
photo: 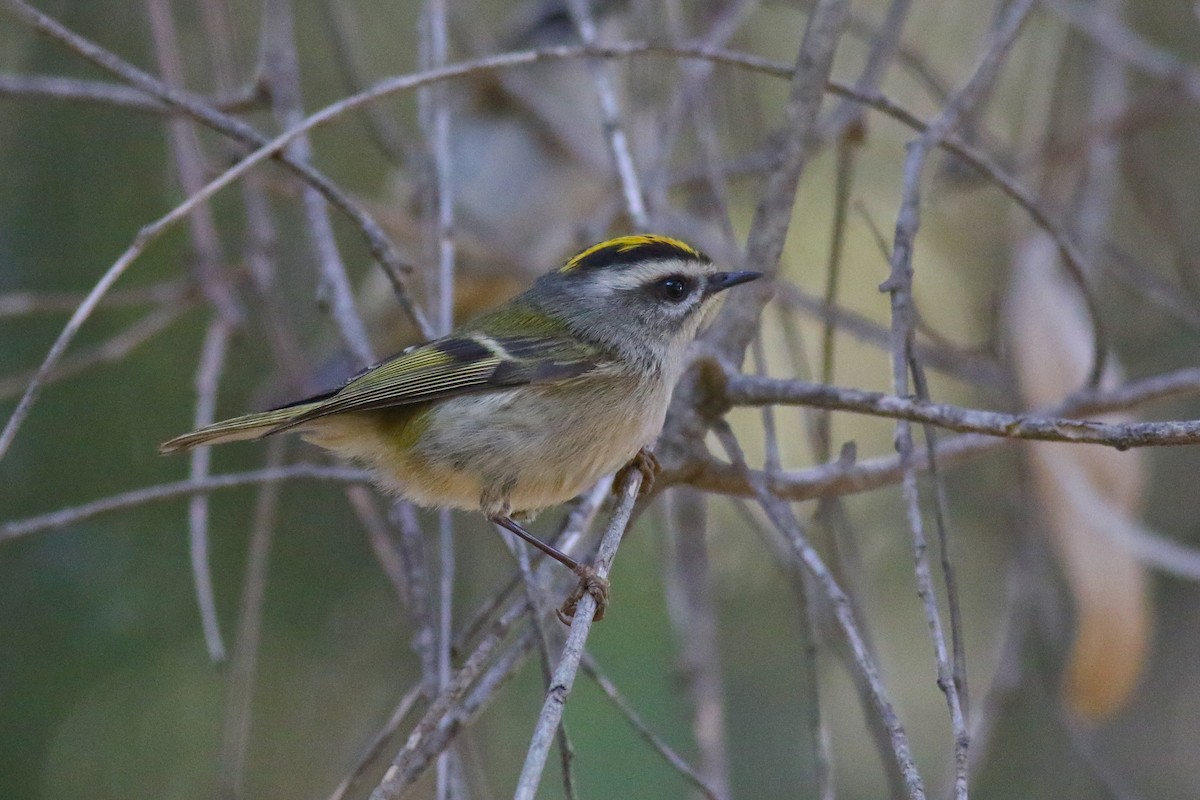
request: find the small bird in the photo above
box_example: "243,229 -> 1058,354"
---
161,235 -> 760,619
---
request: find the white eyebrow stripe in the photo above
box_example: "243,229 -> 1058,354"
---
587,259 -> 707,292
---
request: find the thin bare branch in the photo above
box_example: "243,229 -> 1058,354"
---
0,71 -> 263,112
417,9 -> 460,792
1040,0 -> 1200,103
2,0 -> 430,339
0,302 -> 189,400
187,318 -> 234,662
724,372 -> 1200,448
0,279 -> 190,319
0,465 -> 371,543
260,0 -> 373,365
508,537 -> 579,800
452,481 -> 610,656
712,420 -> 926,800
581,652 -> 723,800
814,131 -> 861,460
369,600 -> 529,799
0,230 -> 154,461
564,0 -> 648,227
820,0 -> 913,137
146,0 -> 243,661
327,684 -> 425,800
512,465 -> 644,800
662,488 -> 731,800
421,0 -> 457,339
318,0 -> 410,165
775,281 -> 1006,391
219,439 -> 286,798
909,356 -> 971,732
706,0 -> 850,363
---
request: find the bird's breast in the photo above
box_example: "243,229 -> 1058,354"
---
418,371 -> 668,513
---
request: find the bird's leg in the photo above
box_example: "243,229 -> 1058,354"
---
614,446 -> 660,497
489,514 -> 609,623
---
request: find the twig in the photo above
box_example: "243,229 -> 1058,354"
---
675,430 -> 985,502
770,280 -> 847,800
435,509 -> 461,800
417,6 -> 459,792
0,302 -> 189,400
706,0 -> 850,363
327,684 -> 425,800
750,336 -> 835,799
369,600 -> 529,799
512,463 -> 644,800
187,318 -> 234,662
774,280 -> 1006,391
5,33 -> 1135,465
581,652 -> 723,800
0,235 -> 149,461
260,0 -> 373,366
219,438 -> 286,798
733,493 -> 900,799
146,0 -> 242,325
0,279 -> 190,319
711,419 -> 926,800
819,0 -> 914,138
646,0 -> 758,216
392,628 -> 539,796
814,130 -> 861,460
564,0 -> 648,227
0,71 -> 263,112
910,356 -> 971,730
420,0 -> 457,338
723,372 -> 1200,448
2,0 -> 430,339
318,0 -> 410,165
1039,0 -> 1200,103
509,537 -> 579,800
0,465 -> 371,543
451,481 -> 609,656
392,501 -> 438,686
146,0 -> 245,661
662,489 -> 731,800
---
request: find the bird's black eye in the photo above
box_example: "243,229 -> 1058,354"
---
655,275 -> 691,303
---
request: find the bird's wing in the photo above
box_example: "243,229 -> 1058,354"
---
266,331 -> 606,433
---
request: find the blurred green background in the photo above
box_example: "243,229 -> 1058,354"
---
5,1 -> 1200,799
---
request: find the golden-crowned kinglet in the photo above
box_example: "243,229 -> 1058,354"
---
161,235 -> 760,619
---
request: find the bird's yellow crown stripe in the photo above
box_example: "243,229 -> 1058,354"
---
559,234 -> 704,273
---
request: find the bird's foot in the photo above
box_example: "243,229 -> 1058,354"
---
557,564 -> 610,624
614,447 -> 660,498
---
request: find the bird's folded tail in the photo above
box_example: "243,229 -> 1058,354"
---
158,403 -> 319,454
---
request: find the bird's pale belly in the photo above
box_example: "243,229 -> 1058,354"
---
304,374 -> 668,516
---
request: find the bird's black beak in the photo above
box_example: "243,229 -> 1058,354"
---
704,271 -> 763,297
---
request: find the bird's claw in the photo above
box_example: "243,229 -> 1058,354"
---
614,447 -> 660,498
557,564 -> 610,624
